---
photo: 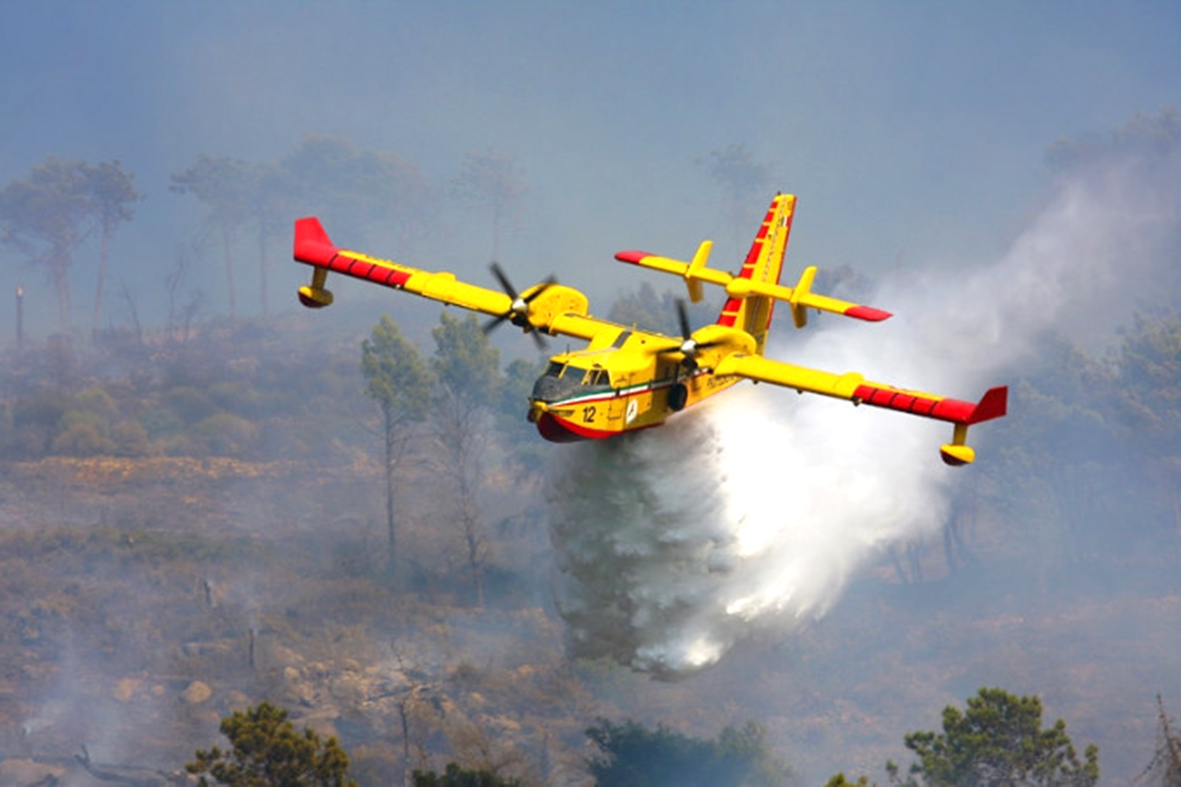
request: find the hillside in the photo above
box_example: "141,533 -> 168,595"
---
0,314 -> 1179,785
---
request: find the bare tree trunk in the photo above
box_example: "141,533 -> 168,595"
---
434,388 -> 487,607
399,700 -> 411,786
459,470 -> 485,608
52,250 -> 71,331
15,284 -> 24,352
258,226 -> 269,318
92,228 -> 110,339
222,223 -> 237,321
385,407 -> 397,574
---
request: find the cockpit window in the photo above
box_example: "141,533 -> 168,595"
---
545,361 -> 565,378
591,370 -> 610,386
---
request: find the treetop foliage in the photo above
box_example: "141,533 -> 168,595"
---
0,155 -> 141,328
430,312 -> 501,403
585,717 -> 792,787
412,762 -> 522,787
892,687 -> 1099,787
1138,695 -> 1181,787
186,701 -> 357,787
361,315 -> 433,423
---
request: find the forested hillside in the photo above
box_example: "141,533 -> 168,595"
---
2,111 -> 1180,785
0,298 -> 1178,784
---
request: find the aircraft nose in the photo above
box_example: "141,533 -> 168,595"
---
530,373 -> 572,403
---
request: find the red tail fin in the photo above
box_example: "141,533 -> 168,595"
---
715,194 -> 796,352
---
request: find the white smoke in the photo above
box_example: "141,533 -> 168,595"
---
548,113 -> 1181,678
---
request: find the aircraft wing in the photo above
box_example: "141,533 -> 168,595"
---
293,217 -> 613,343
714,352 -> 1007,465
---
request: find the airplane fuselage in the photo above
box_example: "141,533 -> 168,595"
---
525,329 -> 746,442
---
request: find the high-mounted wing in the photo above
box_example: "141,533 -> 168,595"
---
714,352 -> 1008,466
292,217 -> 616,343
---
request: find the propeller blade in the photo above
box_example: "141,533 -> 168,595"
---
676,300 -> 692,341
523,276 -> 557,303
482,312 -> 511,334
483,263 -> 559,351
489,262 -> 518,298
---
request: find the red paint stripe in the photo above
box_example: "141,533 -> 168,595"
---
854,384 -> 977,424
537,413 -> 617,442
932,400 -> 977,422
327,252 -> 413,288
910,398 -> 938,416
536,413 -> 588,442
384,268 -> 412,287
741,241 -> 763,270
891,394 -> 917,412
347,259 -> 376,278
717,297 -> 742,326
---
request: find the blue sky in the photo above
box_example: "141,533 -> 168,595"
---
1,0 -> 1179,336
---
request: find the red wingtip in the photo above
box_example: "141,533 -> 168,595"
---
968,386 -> 1008,424
845,305 -> 893,322
614,250 -> 649,264
294,217 -> 337,265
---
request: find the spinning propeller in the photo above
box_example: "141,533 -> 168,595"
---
482,262 -> 557,348
656,300 -> 726,372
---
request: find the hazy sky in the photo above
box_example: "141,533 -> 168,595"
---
2,1 -> 1179,338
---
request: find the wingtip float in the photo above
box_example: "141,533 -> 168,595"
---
293,193 -> 1007,465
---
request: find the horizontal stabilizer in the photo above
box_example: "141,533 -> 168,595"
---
615,251 -> 890,326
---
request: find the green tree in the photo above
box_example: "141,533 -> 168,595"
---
247,160 -> 299,317
431,312 -> 501,403
607,281 -> 717,337
450,148 -> 528,260
186,701 -> 357,786
431,313 -> 501,606
827,776 -> 875,787
171,154 -> 257,320
361,315 -> 433,572
84,159 -> 142,336
1112,313 -> 1181,457
0,156 -> 94,329
281,134 -> 435,253
413,763 -> 522,787
891,687 -> 1099,787
1139,695 -> 1181,787
495,357 -> 548,473
585,718 -> 791,787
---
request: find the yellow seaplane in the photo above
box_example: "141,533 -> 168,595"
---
293,194 -> 1006,465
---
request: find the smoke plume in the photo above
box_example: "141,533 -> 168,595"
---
548,112 -> 1181,678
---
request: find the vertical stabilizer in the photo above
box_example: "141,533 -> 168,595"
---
716,194 -> 796,353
